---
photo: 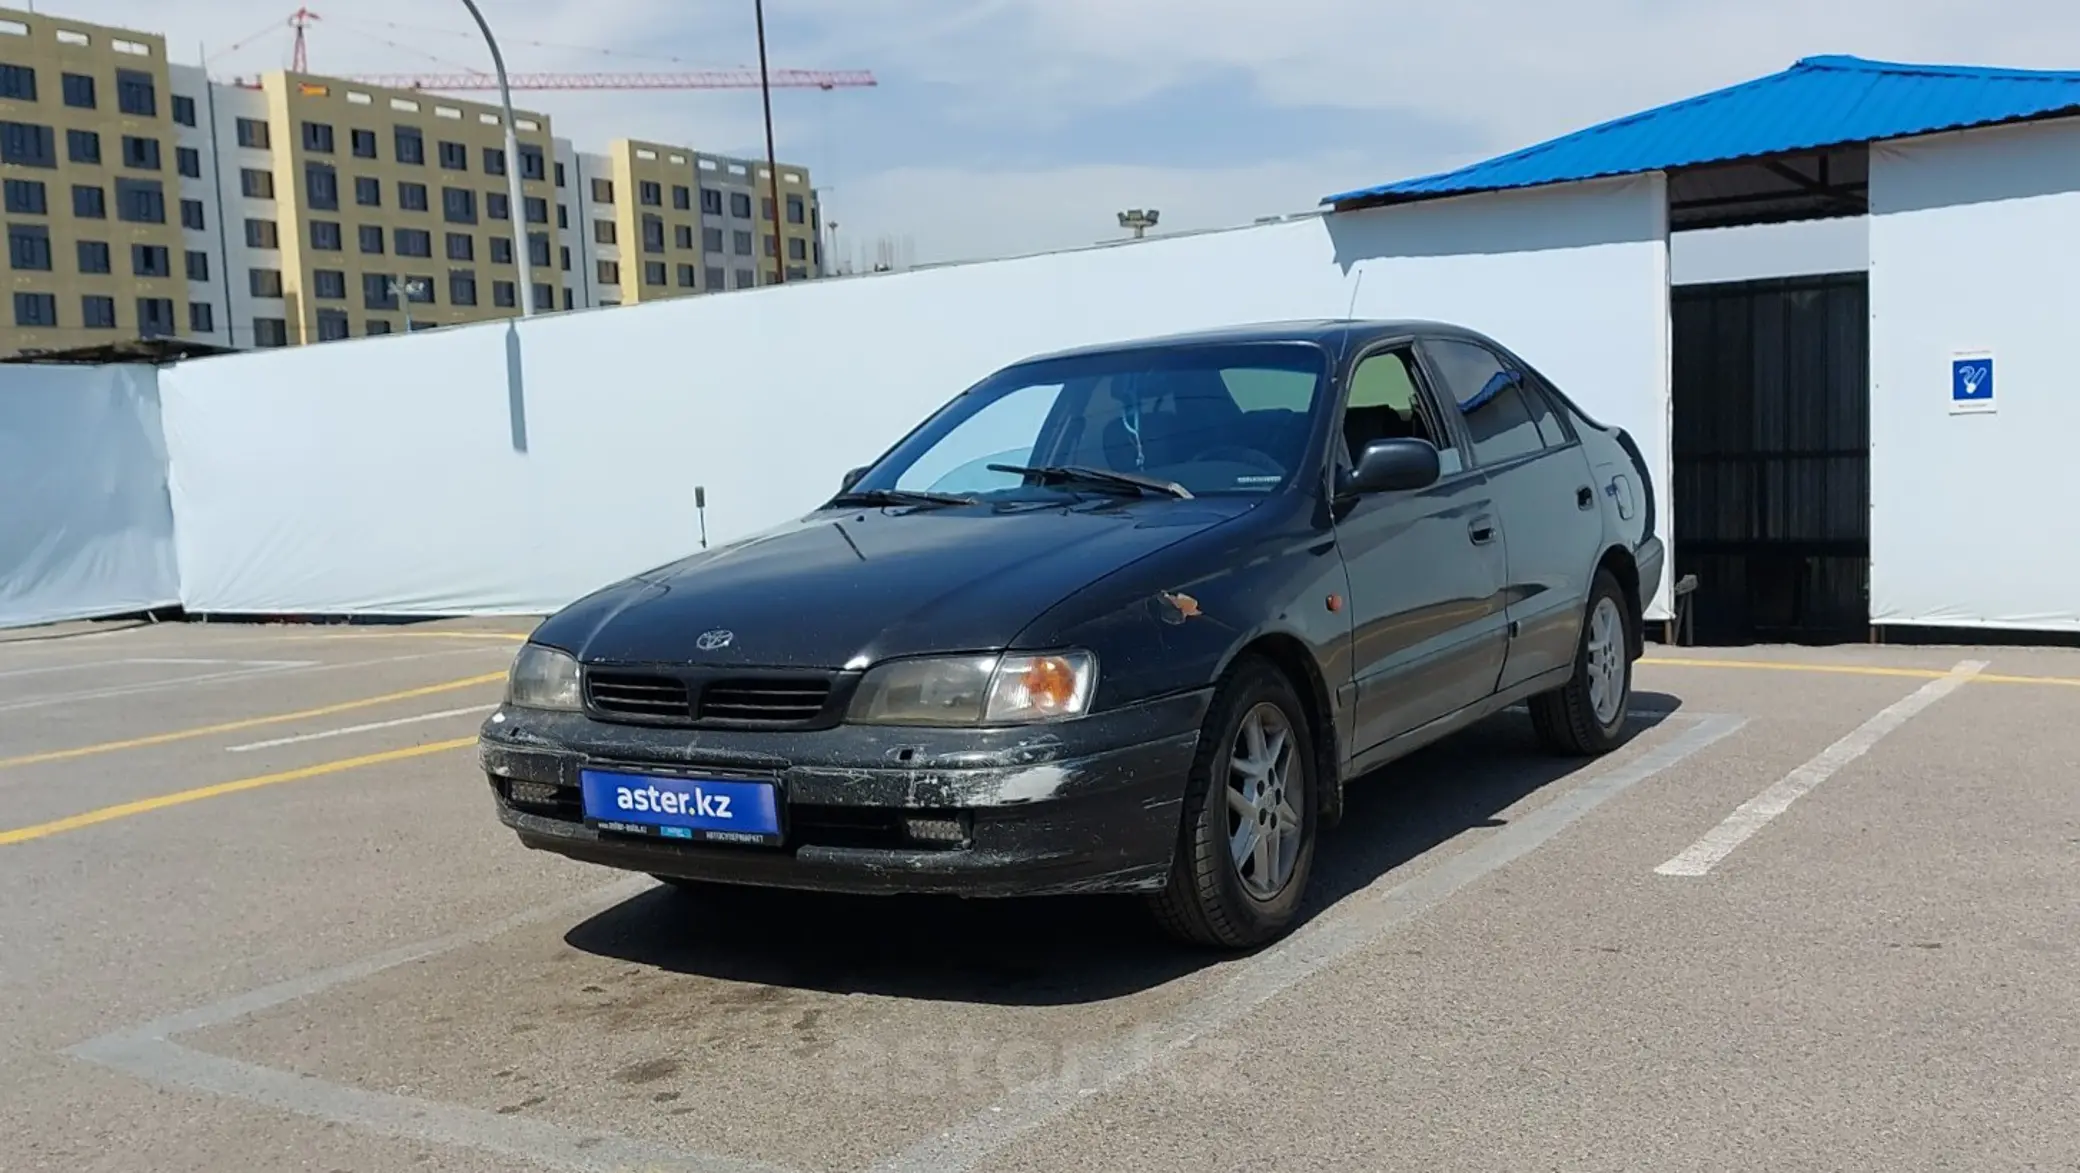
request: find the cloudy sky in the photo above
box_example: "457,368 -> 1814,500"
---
56,0 -> 2080,268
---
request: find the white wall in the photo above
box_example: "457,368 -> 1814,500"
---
157,172 -> 1674,619
1869,117 -> 2080,631
0,365 -> 180,629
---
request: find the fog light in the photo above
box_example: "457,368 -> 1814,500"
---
507,779 -> 564,807
904,815 -> 968,845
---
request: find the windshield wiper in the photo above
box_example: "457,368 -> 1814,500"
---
986,464 -> 1193,499
830,487 -> 977,508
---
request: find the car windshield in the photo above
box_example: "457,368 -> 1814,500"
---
849,342 -> 1329,500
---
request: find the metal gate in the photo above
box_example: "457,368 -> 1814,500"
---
1671,272 -> 1869,644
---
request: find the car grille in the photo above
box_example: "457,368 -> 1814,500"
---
697,679 -> 831,723
585,671 -> 692,720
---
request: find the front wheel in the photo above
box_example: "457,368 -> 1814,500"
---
1529,567 -> 1634,756
1148,658 -> 1320,949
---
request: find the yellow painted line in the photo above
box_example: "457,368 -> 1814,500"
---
0,737 -> 478,847
1642,656 -> 2080,689
0,672 -> 506,771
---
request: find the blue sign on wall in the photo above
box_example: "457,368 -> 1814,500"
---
1951,350 -> 1995,414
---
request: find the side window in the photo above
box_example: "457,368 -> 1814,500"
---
1343,348 -> 1463,475
1423,338 -> 1546,467
1521,372 -> 1573,448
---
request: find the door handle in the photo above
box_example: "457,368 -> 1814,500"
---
1468,515 -> 1497,545
1577,485 -> 1595,510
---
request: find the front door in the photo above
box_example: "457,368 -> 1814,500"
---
1332,343 -> 1508,757
1417,337 -> 1603,690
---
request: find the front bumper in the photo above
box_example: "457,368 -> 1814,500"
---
478,689 -> 1211,898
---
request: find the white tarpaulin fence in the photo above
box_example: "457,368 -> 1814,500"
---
155,173 -> 1675,620
1868,118 -> 2080,631
0,364 -> 180,629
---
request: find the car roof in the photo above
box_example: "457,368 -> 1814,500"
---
1009,318 -> 1499,366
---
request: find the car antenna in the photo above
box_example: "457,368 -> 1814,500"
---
1344,268 -> 1364,320
694,485 -> 709,550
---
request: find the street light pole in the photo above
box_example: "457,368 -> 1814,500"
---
755,0 -> 784,285
460,0 -> 535,315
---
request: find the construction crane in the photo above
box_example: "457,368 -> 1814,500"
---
222,7 -> 875,93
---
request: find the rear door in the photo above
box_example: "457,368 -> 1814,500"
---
1332,341 -> 1508,755
1417,337 -> 1602,691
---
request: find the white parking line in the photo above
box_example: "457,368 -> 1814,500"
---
0,658 -> 278,681
0,646 -> 507,716
1654,660 -> 1986,878
224,705 -> 496,753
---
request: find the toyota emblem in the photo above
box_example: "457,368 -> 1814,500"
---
695,629 -> 734,651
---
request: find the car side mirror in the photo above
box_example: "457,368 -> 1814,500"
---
1347,438 -> 1441,495
839,466 -> 868,492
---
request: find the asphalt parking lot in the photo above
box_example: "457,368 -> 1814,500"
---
2,618 -> 2076,1172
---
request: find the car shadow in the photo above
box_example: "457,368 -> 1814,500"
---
561,692 -> 1684,1007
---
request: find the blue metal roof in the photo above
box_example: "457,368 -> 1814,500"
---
1324,55 -> 2080,206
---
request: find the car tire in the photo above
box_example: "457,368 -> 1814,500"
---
1148,657 -> 1320,950
1529,566 -> 1634,756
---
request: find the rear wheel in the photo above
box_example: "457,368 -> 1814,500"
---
1149,658 -> 1319,949
1529,567 -> 1633,756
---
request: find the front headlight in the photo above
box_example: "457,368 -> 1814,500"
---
506,643 -> 581,711
847,650 -> 1097,726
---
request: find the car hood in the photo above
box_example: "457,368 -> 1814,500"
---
534,498 -> 1258,668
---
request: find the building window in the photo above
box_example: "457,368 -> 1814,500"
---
555,161 -> 566,188
188,301 -> 213,334
71,184 -> 105,218
449,270 -> 477,305
700,188 -> 722,215
184,250 -> 209,281
362,273 -> 397,309
396,228 -> 432,257
77,294 -> 113,329
306,163 -> 339,210
492,279 -> 516,308
245,218 -> 277,249
674,224 -> 693,249
114,179 -> 164,223
442,186 -> 476,224
76,240 -> 111,274
596,259 -> 618,285
351,128 -> 376,158
115,69 -> 156,117
66,128 -> 98,164
7,223 -> 50,270
120,135 -> 161,170
786,194 -> 805,224
1,121 -> 56,168
732,229 -> 752,256
593,219 -> 616,245
733,268 -> 754,289
528,232 -> 549,267
532,281 -> 554,310
761,197 -> 775,222
702,226 -> 723,253
316,310 -> 349,341
253,317 -> 289,347
562,287 -> 572,310
730,191 -> 751,218
786,265 -> 808,281
172,94 -> 196,127
249,268 -> 283,297
62,73 -> 95,108
446,231 -> 473,261
399,181 -> 429,211
489,235 -> 511,264
558,244 -> 570,271
355,176 -> 381,206
180,198 -> 204,230
358,224 -> 384,254
138,298 -> 176,338
519,145 -> 545,181
176,146 -> 200,178
556,202 -> 568,229
236,118 -> 269,149
303,121 -> 334,153
671,184 -> 691,211
12,292 -> 57,327
365,319 -> 392,335
486,191 -> 508,220
0,64 -> 37,102
4,178 -> 45,214
675,263 -> 695,288
482,146 -> 505,175
643,260 -> 665,285
590,177 -> 613,204
524,195 -> 547,224
763,233 -> 778,257
400,275 -> 434,305
788,236 -> 807,261
394,125 -> 424,165
310,220 -> 342,250
705,266 -> 724,289
437,140 -> 467,170
312,269 -> 347,299
241,169 -> 273,199
641,214 -> 664,253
